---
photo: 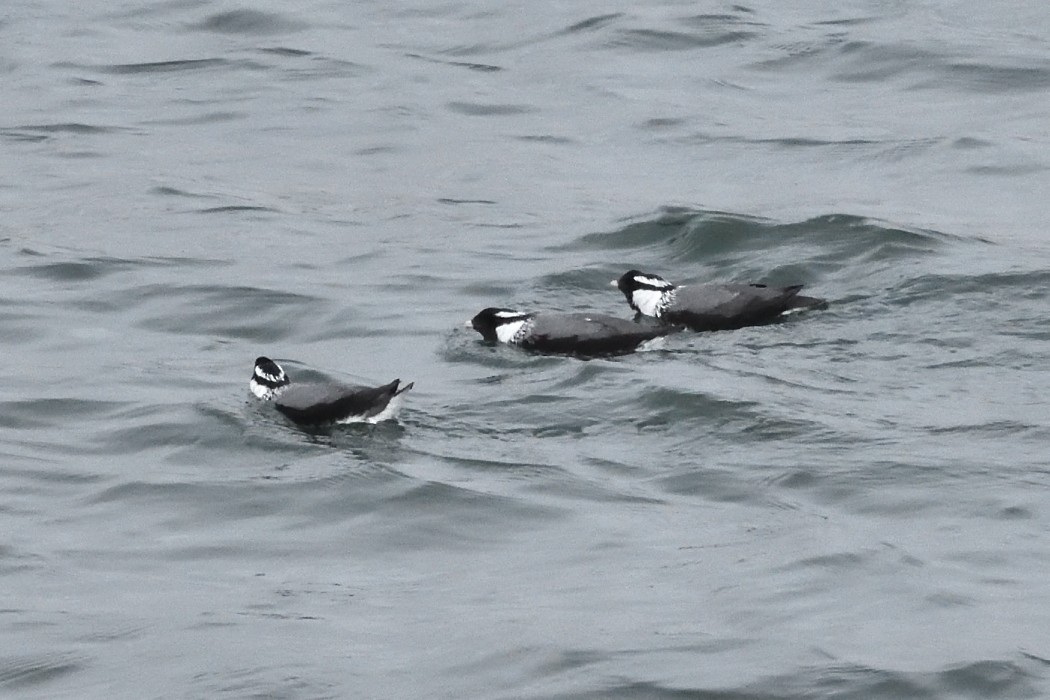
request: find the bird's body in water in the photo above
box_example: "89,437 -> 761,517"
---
613,269 -> 826,332
250,357 -> 412,425
469,307 -> 679,357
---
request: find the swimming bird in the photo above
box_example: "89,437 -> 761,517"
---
469,307 -> 679,356
250,356 -> 413,425
613,269 -> 825,332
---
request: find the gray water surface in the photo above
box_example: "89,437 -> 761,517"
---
3,1 -> 1050,698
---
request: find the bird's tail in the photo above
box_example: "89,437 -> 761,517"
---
784,288 -> 828,312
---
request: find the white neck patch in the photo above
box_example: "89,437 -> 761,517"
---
250,365 -> 288,400
631,287 -> 673,318
495,318 -> 530,344
250,377 -> 276,400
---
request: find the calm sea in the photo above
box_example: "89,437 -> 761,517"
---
3,1 -> 1050,698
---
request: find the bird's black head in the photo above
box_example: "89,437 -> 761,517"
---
612,270 -> 675,315
251,356 -> 289,399
470,307 -> 531,343
615,269 -> 673,294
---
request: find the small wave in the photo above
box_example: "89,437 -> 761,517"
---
13,260 -> 120,282
935,62 -> 1050,94
130,284 -> 327,341
966,163 -> 1046,176
446,101 -> 534,116
0,129 -> 48,143
79,393 -> 419,476
9,122 -> 126,135
557,208 -> 952,283
630,386 -> 820,441
559,14 -> 623,35
440,330 -> 569,368
751,34 -> 851,72
258,47 -> 313,58
88,58 -> 265,75
606,27 -> 757,52
890,269 -> 1050,306
97,58 -> 228,74
937,659 -> 1042,697
143,111 -> 245,126
355,479 -> 568,549
406,53 -> 502,72
11,251 -> 228,285
437,198 -> 497,205
0,652 -> 87,690
515,133 -> 577,144
149,186 -> 211,199
612,655 -> 1049,700
190,10 -> 307,35
0,549 -> 47,576
575,10 -> 761,53
829,41 -> 942,84
195,205 -> 280,215
403,422 -> 667,506
0,398 -> 127,430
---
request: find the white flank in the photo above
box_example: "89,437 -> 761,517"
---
369,392 -> 405,423
495,318 -> 528,344
631,287 -> 670,318
335,391 -> 405,424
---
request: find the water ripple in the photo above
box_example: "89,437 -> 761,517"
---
190,9 -> 307,35
90,58 -> 266,75
0,652 -> 87,691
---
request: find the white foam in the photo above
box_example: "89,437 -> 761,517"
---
637,335 -> 669,352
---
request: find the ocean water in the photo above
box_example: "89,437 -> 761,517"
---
3,1 -> 1050,698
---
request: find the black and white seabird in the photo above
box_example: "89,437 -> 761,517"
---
250,356 -> 413,425
469,307 -> 679,356
613,269 -> 825,332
